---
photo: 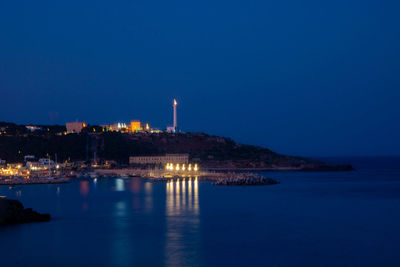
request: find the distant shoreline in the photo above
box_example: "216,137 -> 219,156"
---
206,165 -> 354,172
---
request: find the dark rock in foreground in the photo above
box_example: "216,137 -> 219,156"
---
213,173 -> 279,186
0,198 -> 50,226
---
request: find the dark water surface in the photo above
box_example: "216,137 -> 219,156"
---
1,157 -> 400,266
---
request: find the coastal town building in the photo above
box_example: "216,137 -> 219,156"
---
110,123 -> 127,131
26,161 -> 47,171
130,121 -> 141,132
166,126 -> 175,133
24,155 -> 35,162
25,126 -> 42,132
63,99 -> 176,135
26,158 -> 57,170
66,122 -> 86,133
129,154 -> 189,165
100,121 -> 155,133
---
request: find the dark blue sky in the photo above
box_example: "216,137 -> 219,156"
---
0,0 -> 399,157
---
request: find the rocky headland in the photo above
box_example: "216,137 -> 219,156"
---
0,123 -> 354,171
0,198 -> 50,226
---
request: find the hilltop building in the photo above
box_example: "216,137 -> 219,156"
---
110,122 -> 127,131
130,121 -> 141,132
66,122 -> 86,133
26,126 -> 42,132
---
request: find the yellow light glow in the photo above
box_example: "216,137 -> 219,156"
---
194,164 -> 198,172
176,164 -> 180,171
174,99 -> 177,106
188,164 -> 192,171
182,164 -> 185,171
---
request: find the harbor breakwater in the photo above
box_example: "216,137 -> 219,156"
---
94,169 -> 279,186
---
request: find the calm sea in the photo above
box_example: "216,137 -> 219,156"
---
1,157 -> 400,267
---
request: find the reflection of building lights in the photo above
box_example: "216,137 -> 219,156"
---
115,178 -> 125,192
188,178 -> 192,199
80,181 -> 89,196
145,182 -> 152,193
130,178 -> 141,194
194,176 -> 199,215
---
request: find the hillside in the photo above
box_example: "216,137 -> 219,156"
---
0,129 -> 353,170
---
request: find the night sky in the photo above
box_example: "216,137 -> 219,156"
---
0,0 -> 399,156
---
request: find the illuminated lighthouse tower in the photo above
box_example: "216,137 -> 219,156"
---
173,99 -> 178,132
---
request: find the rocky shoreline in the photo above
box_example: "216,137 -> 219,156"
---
0,198 -> 50,226
147,172 -> 279,186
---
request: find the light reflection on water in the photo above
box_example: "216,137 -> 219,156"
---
165,177 -> 200,266
3,160 -> 400,266
5,176 -> 202,265
80,181 -> 90,211
115,178 -> 125,192
166,177 -> 199,216
80,181 -> 89,196
130,178 -> 141,194
112,200 -> 132,265
144,182 -> 153,212
114,201 -> 128,217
